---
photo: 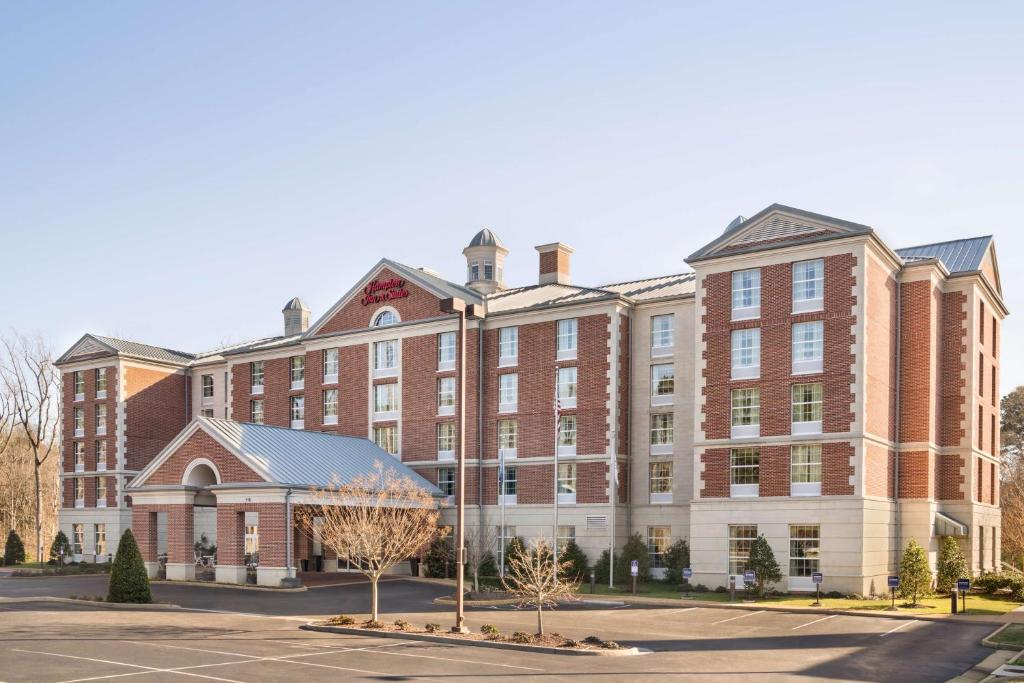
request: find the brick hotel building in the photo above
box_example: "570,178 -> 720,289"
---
55,204 -> 1005,592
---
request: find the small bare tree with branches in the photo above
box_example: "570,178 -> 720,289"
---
464,522 -> 498,593
297,462 -> 441,622
501,536 -> 580,636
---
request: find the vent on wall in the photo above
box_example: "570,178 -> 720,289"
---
731,216 -> 827,246
586,515 -> 608,529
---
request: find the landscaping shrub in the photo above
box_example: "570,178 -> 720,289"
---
49,531 -> 71,564
746,534 -> 782,597
584,635 -> 603,645
825,590 -> 844,599
663,539 -> 691,585
505,536 -> 528,567
714,585 -> 728,593
936,536 -> 969,593
478,551 -> 497,578
563,639 -> 582,648
558,540 -> 589,581
107,529 -> 152,604
614,533 -> 651,583
327,615 -> 355,625
601,640 -> 622,649
594,549 -> 614,585
511,631 -> 532,644
898,539 -> 932,606
425,623 -> 441,633
480,624 -> 500,639
363,620 -> 384,629
692,583 -> 709,593
4,530 -> 26,566
393,619 -> 409,630
424,536 -> 454,578
976,571 -> 1024,601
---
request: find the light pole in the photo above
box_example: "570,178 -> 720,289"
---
440,296 -> 484,633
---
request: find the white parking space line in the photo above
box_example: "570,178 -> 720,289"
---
880,620 -> 918,637
359,644 -> 545,671
791,614 -> 838,630
14,648 -> 245,683
665,607 -> 700,615
711,610 -> 765,625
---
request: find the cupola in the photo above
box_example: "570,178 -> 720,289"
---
463,228 -> 509,295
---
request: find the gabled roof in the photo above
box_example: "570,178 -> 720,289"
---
56,333 -> 196,367
129,417 -> 442,495
687,203 -> 874,263
484,283 -> 617,314
896,236 -> 992,274
601,273 -> 696,302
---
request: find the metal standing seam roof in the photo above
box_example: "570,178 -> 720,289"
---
89,335 -> 196,364
895,236 -> 992,274
484,283 -> 615,313
601,273 -> 696,301
198,417 -> 442,495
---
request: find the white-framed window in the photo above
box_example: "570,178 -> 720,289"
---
556,319 -> 578,360
557,462 -> 577,504
650,413 -> 674,455
791,444 -> 822,496
290,356 -> 305,390
498,419 -> 517,460
244,520 -> 259,556
437,422 -> 455,461
374,383 -> 399,419
74,479 -> 85,508
468,261 -> 479,281
201,408 -> 214,418
438,332 -> 457,371
730,447 -> 759,497
731,388 -> 760,438
96,477 -> 107,508
498,327 -> 518,367
649,461 -> 673,503
728,525 -> 757,576
731,328 -> 761,379
323,348 -> 339,384
373,426 -> 398,455
792,321 -> 824,374
437,377 -> 455,416
95,405 -> 107,436
793,259 -> 824,312
498,373 -> 518,413
484,260 -> 494,280
373,310 -> 398,327
73,371 -> 85,401
95,441 -> 106,472
651,364 -> 675,405
73,407 -> 84,437
72,523 -> 84,554
323,389 -> 338,425
557,525 -> 575,554
500,465 -> 517,503
73,442 -> 85,473
373,340 -> 398,377
290,395 -> 305,429
651,314 -> 674,355
250,399 -> 264,424
789,525 -> 821,579
251,361 -> 265,394
557,366 -> 577,409
201,374 -> 214,403
438,467 -> 455,497
732,269 -> 761,320
95,368 -> 107,399
557,415 -> 577,456
94,524 -> 107,559
648,526 -> 671,569
791,383 -> 823,434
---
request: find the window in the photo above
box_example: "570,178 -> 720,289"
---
557,366 -> 578,409
469,261 -> 479,281
557,462 -> 576,503
374,383 -> 399,418
95,368 -> 107,399
437,377 -> 456,416
650,413 -> 673,455
73,371 -> 85,401
791,444 -> 822,496
437,423 -> 455,461
649,461 -> 673,503
498,419 -> 517,459
980,301 -> 986,344
978,457 -> 984,501
201,408 -> 214,418
791,383 -> 823,434
992,414 -> 997,455
789,525 -> 820,578
437,468 -> 455,496
556,319 -> 578,360
251,361 -> 265,394
73,442 -> 85,472
730,447 -> 759,497
373,310 -> 398,327
557,415 -> 577,455
500,466 -> 517,497
991,461 -> 997,504
651,364 -> 675,405
323,389 -> 338,425
992,365 -> 997,408
994,317 -> 999,356
728,525 -> 757,576
95,441 -> 106,471
290,356 -> 305,389
792,259 -> 824,312
94,524 -> 107,558
557,525 -> 575,554
438,332 -> 457,371
499,327 -> 518,366
72,523 -> 84,555
95,405 -> 107,436
484,261 -> 494,280
96,478 -> 107,508
245,521 -> 259,557
373,426 -> 398,455
73,407 -> 84,437
648,527 -> 670,569
651,314 -> 674,354
323,348 -> 339,383
979,353 -> 984,397
250,399 -> 264,424
374,340 -> 398,377
792,321 -> 824,374
979,526 -> 985,571
290,395 -> 305,429
731,269 -> 761,319
498,374 -> 518,413
731,329 -> 760,379
979,406 -> 984,450
74,479 -> 85,507
731,388 -> 760,438
201,374 -> 214,402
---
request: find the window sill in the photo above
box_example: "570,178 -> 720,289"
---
651,345 -> 674,358
251,385 -> 264,395
498,404 -> 518,415
791,482 -> 821,497
323,416 -> 338,426
290,420 -> 305,430
792,360 -> 823,375
556,446 -> 577,457
74,429 -> 84,438
791,421 -> 822,436
556,350 -> 578,361
96,428 -> 107,437
437,362 -> 456,373
730,484 -> 759,498
323,374 -> 338,385
438,406 -> 455,417
96,391 -> 107,400
202,398 -> 214,406
650,443 -> 673,456
74,393 -> 84,402
290,381 -> 305,391
651,394 -> 674,407
74,466 -> 84,473
97,501 -> 107,509
75,501 -> 85,509
498,358 -> 518,368
731,306 -> 761,321
731,425 -> 759,439
499,448 -> 517,461
498,494 -> 517,506
731,367 -> 760,380
97,465 -> 107,472
559,397 -> 577,409
373,368 -> 399,380
373,411 -> 399,422
437,451 -> 455,463
792,299 -> 824,314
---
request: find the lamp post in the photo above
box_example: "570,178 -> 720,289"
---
440,296 -> 484,633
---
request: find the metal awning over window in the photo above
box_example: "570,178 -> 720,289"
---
935,511 -> 968,537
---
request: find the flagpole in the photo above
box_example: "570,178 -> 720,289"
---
609,441 -> 615,588
499,448 -> 505,577
553,364 -> 560,575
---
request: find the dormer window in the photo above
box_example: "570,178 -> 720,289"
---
373,310 -> 398,327
469,261 -> 480,281
484,261 -> 493,280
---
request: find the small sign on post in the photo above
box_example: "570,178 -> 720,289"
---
887,575 -> 899,611
630,560 -> 639,595
811,572 -> 823,606
682,568 -> 693,599
958,578 -> 970,614
743,570 -> 755,585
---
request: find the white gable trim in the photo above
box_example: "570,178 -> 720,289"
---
706,209 -> 847,257
56,334 -> 118,365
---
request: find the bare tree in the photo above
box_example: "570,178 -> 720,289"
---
1002,387 -> 1024,569
0,333 -> 60,563
501,536 -> 580,636
464,522 -> 498,593
297,462 -> 441,622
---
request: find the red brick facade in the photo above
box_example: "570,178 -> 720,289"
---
144,429 -> 262,485
316,268 -> 445,335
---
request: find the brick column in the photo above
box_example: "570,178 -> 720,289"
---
215,506 -> 247,584
165,503 -> 195,581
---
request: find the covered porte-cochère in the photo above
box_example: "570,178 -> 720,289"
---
126,416 -> 442,587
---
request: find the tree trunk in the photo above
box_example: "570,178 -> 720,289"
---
33,461 -> 41,563
370,575 -> 379,622
473,566 -> 479,593
536,603 -> 543,635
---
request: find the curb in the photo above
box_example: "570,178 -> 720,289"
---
151,579 -> 307,593
0,596 -> 181,610
981,623 -> 1024,650
3,572 -> 111,579
301,623 -> 642,656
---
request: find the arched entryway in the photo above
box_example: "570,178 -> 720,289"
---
183,460 -> 219,580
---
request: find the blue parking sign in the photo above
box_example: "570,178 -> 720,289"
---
957,578 -> 970,592
812,572 -> 823,585
887,575 -> 899,588
743,570 -> 756,584
683,568 -> 693,579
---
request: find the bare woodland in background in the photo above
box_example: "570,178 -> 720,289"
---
1001,386 -> 1024,569
0,333 -> 60,562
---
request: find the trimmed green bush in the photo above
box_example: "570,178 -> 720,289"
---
594,549 -> 614,585
615,533 -> 651,583
663,539 -> 691,585
898,539 -> 932,605
504,536 -> 528,568
746,534 -> 782,597
478,550 -> 497,578
558,540 -> 589,581
107,529 -> 152,604
936,536 -> 969,593
4,530 -> 26,566
424,536 -> 453,578
49,531 -> 71,564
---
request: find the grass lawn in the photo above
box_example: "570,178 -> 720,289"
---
992,624 -> 1024,649
580,583 -> 1022,616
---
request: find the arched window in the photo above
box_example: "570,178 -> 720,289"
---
373,310 -> 399,327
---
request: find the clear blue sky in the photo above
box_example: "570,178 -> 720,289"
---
2,2 -> 1022,389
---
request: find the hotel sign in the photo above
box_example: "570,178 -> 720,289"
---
361,278 -> 410,306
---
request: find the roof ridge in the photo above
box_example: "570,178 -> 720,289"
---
204,417 -> 369,441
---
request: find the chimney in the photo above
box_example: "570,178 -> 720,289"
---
282,297 -> 310,336
534,243 -> 573,285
